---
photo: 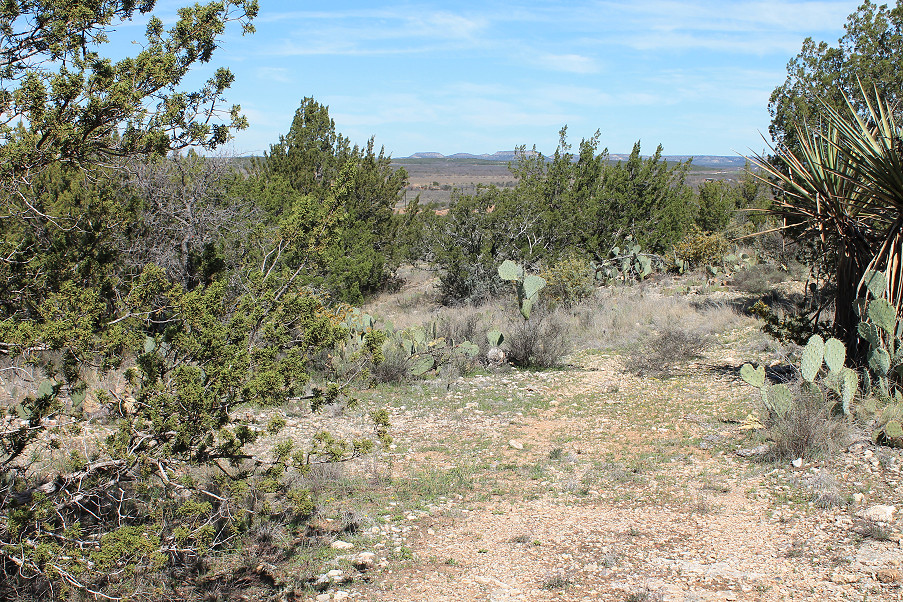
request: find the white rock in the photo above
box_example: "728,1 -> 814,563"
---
316,594 -> 330,602
858,505 -> 896,523
331,540 -> 355,550
334,591 -> 350,601
508,439 -> 524,450
327,569 -> 344,578
791,457 -> 803,468
353,552 -> 376,571
487,347 -> 507,364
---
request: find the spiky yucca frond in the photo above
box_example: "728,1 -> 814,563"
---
750,86 -> 903,352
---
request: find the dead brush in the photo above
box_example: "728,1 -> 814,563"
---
625,327 -> 711,378
765,386 -> 853,460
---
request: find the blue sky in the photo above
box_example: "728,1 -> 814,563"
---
155,1 -> 863,157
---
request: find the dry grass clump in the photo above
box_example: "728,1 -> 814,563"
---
731,263 -> 792,295
568,286 -> 747,352
540,571 -> 573,590
434,306 -> 491,357
370,344 -> 413,384
625,327 -> 711,378
766,387 -> 853,460
504,305 -> 572,368
805,470 -> 847,508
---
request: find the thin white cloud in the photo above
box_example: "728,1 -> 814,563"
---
256,7 -> 489,56
535,53 -> 600,74
256,67 -> 293,84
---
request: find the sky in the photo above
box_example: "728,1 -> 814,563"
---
146,0 -> 864,158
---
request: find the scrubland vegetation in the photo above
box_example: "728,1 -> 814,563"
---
1,0 -> 902,600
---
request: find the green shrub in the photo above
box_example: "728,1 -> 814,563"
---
673,228 -> 729,268
540,254 -> 595,307
731,263 -> 790,294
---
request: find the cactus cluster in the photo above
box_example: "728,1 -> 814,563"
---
5,378 -> 85,422
853,270 -> 903,447
338,308 -> 482,380
386,322 -> 479,377
498,259 -> 547,319
703,252 -> 757,278
740,334 -> 858,417
595,238 -> 656,284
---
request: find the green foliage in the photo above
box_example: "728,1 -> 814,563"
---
498,260 -> 547,320
540,253 -> 596,307
0,0 -> 257,185
768,0 -> 903,155
755,84 -> 903,351
673,228 -> 729,270
851,270 -> 903,445
593,237 -> 662,284
0,4 -> 394,599
421,128 -> 698,304
750,300 -> 832,346
258,98 -> 408,302
741,334 -> 859,420
427,186 -> 521,304
695,180 -> 737,232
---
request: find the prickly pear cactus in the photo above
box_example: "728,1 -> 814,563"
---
800,335 -> 825,382
740,363 -> 765,388
497,260 -> 546,320
823,337 -> 846,374
765,384 -> 792,416
739,334 -> 861,422
597,238 -> 660,284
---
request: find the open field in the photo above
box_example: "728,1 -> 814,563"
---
392,158 -> 748,208
231,269 -> 903,601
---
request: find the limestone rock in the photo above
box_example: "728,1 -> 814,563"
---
857,505 -> 896,523
877,568 -> 902,583
353,551 -> 377,571
330,539 -> 355,550
508,439 -> 524,450
829,572 -> 860,584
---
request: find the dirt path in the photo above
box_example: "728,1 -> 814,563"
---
295,333 -> 903,602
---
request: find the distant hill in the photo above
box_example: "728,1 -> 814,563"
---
402,151 -> 747,169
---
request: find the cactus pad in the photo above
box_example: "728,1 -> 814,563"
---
863,269 -> 887,299
841,368 -> 858,415
410,355 -> 434,376
885,420 -> 903,438
37,380 -> 54,399
458,341 -> 480,358
487,330 -> 504,347
766,384 -> 792,416
867,298 -> 897,334
497,260 -> 523,282
869,347 -> 891,375
858,321 -> 881,347
823,337 -> 846,373
70,390 -> 86,409
521,274 -> 546,301
801,334 -> 825,382
740,363 -> 765,388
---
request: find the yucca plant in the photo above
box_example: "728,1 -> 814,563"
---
750,85 -> 903,357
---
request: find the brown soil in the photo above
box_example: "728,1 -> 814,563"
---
289,342 -> 903,602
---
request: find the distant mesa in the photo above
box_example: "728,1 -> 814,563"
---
406,150 -> 539,161
401,151 -> 746,168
